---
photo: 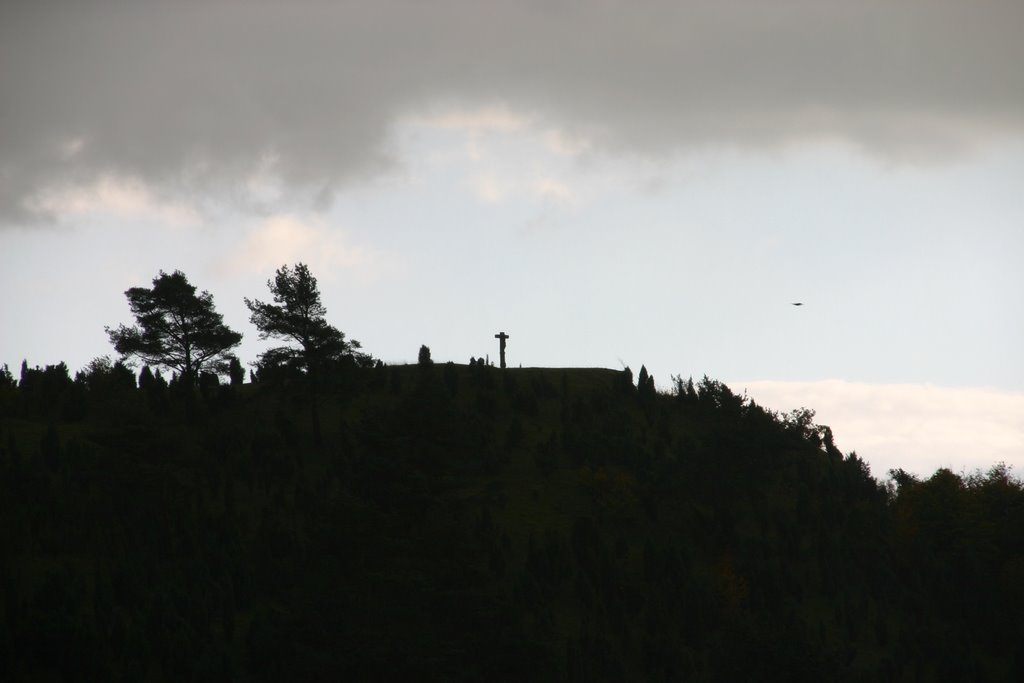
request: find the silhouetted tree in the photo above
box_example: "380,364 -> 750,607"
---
75,356 -> 136,396
106,270 -> 242,385
17,361 -> 77,420
229,357 -> 245,386
245,263 -> 365,376
138,365 -> 155,390
418,345 -> 433,366
671,374 -> 697,404
783,407 -> 818,440
138,365 -> 168,412
0,363 -> 15,416
637,365 -> 655,397
0,364 -> 15,389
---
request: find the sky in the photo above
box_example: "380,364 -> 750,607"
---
2,0 -> 1023,479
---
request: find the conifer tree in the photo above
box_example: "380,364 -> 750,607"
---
637,365 -> 655,397
0,364 -> 15,390
228,357 -> 245,386
138,366 -> 155,391
245,263 -> 364,375
106,270 -> 242,385
418,344 -> 433,366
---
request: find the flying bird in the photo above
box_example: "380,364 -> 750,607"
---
791,302 -> 804,306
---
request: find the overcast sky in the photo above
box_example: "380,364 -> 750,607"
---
2,0 -> 1022,479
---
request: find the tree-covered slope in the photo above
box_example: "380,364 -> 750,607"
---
1,362 -> 1021,681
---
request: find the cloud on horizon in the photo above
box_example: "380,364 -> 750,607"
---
739,379 -> 1024,480
3,0 -> 1024,225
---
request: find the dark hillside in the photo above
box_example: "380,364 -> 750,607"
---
1,363 -> 1022,681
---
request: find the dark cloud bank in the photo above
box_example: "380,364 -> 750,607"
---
2,0 -> 1023,224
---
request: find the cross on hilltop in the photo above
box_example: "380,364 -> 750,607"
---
494,331 -> 510,369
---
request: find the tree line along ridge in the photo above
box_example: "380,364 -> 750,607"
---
0,265 -> 1022,680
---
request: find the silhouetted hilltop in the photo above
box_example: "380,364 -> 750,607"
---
0,361 -> 1021,681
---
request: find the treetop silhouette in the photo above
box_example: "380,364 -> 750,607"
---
106,270 -> 242,384
245,262 -> 364,375
418,344 -> 433,366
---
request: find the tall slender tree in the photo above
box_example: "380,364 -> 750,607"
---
106,270 -> 242,385
245,263 -> 364,375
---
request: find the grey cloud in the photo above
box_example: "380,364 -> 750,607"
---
3,0 -> 1023,224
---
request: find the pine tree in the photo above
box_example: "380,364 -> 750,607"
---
106,270 -> 242,385
245,263 -> 365,375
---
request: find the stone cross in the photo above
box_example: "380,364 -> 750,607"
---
494,331 -> 510,369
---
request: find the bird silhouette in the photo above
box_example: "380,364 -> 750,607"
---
791,302 -> 804,306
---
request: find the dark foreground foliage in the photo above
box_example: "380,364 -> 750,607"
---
1,363 -> 1022,681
